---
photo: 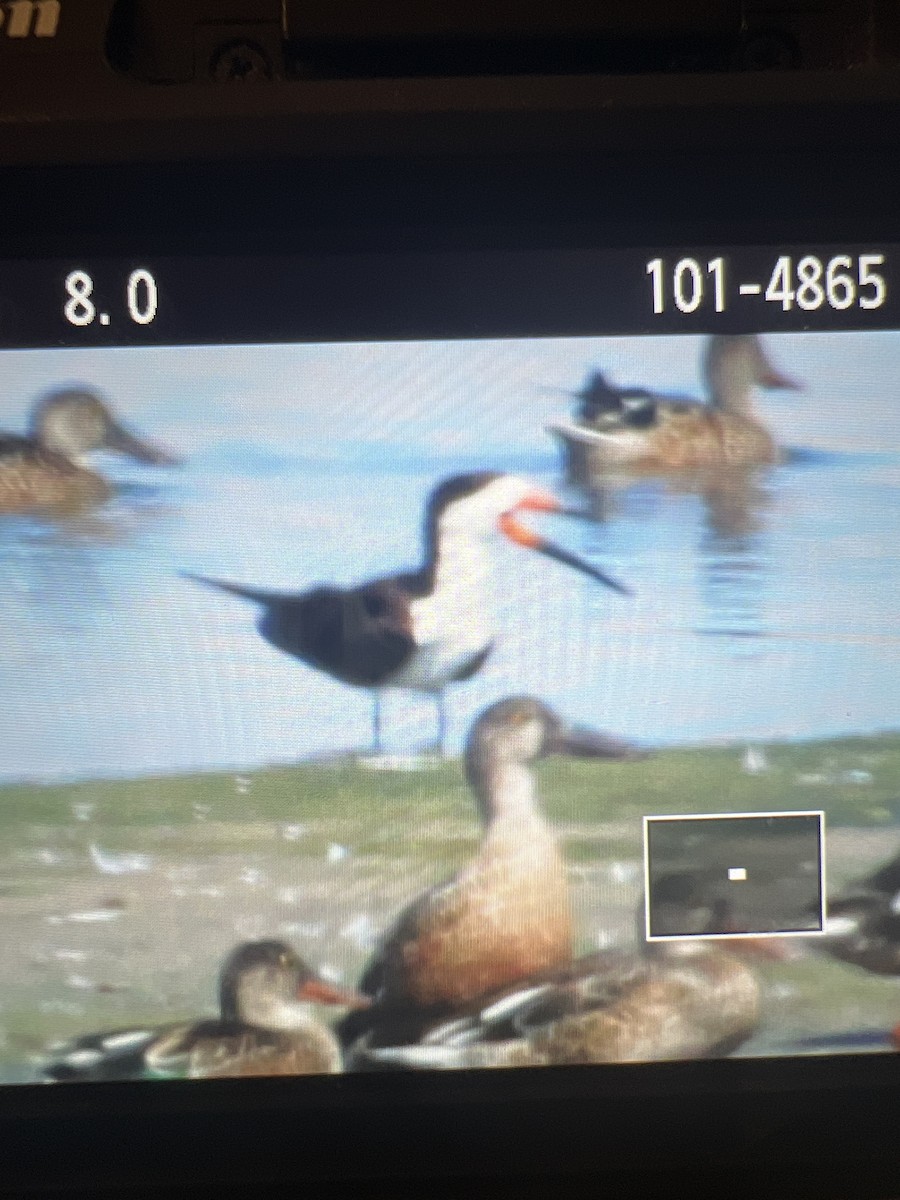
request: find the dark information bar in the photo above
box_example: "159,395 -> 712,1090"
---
0,244 -> 897,349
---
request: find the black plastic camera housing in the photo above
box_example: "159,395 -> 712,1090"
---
2,4 -> 900,1199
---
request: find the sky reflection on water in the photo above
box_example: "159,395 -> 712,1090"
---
0,331 -> 897,781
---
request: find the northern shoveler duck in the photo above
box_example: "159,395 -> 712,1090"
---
0,386 -> 178,515
184,473 -> 630,755
817,848 -> 900,976
363,932 -> 785,1069
547,335 -> 801,479
43,940 -> 369,1081
339,697 -> 645,1054
563,369 -> 661,432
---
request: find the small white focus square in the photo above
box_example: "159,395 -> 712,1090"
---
643,810 -> 825,941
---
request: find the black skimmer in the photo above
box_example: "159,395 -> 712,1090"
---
184,472 -> 631,755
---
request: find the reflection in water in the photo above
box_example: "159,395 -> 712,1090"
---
571,464 -> 775,641
696,467 -> 773,641
0,492 -> 177,632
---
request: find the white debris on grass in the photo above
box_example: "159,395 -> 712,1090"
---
327,843 -> 350,863
741,746 -> 770,775
89,843 -> 153,875
33,849 -> 65,866
844,769 -> 874,785
46,909 -> 122,924
278,920 -> 326,938
71,802 -> 95,822
65,974 -> 96,991
39,1000 -> 85,1017
609,861 -> 640,885
796,768 -> 874,786
339,914 -> 378,950
280,823 -> 307,841
768,982 -> 799,1001
358,754 -> 442,773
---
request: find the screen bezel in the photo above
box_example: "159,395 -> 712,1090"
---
2,144 -> 900,1196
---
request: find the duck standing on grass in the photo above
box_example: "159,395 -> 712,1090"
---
43,940 -> 370,1081
339,697 -> 646,1055
0,386 -> 179,514
547,334 -> 801,480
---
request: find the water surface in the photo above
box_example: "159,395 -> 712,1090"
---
0,331 -> 897,781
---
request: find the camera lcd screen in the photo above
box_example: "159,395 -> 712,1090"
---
0,249 -> 898,1084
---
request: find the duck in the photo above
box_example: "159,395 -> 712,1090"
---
338,696 -> 645,1053
816,848 -> 900,976
184,473 -> 630,756
563,369 -> 660,431
546,335 -> 801,479
42,940 -> 370,1081
362,913 -> 786,1070
0,385 -> 178,514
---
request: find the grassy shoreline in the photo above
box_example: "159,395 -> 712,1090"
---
1,731 -> 898,837
1,731 -> 900,1081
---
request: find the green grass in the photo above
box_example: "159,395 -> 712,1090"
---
1,731 -> 897,846
2,732 -> 900,1082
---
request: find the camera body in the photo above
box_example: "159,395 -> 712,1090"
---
2,4 -> 900,1198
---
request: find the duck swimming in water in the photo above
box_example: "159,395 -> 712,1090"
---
0,386 -> 178,515
547,335 -> 801,479
43,940 -> 369,1081
339,697 -> 645,1054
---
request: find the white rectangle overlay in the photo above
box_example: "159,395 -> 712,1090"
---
643,810 -> 826,942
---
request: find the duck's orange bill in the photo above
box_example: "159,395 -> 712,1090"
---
889,1023 -> 900,1051
299,978 -> 372,1009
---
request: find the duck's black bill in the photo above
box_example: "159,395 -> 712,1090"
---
181,572 -> 289,606
536,538 -> 633,596
108,423 -> 181,466
551,724 -> 647,760
556,506 -> 596,522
